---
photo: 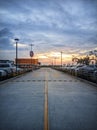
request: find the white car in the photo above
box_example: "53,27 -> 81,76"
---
0,63 -> 15,76
0,69 -> 7,80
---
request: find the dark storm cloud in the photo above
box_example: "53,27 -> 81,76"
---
0,0 -> 97,58
0,28 -> 13,37
0,28 -> 14,49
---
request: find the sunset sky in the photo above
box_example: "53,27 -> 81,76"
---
0,0 -> 97,65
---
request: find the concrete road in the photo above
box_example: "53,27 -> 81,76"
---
0,68 -> 97,130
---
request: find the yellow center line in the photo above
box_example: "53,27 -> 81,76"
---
44,70 -> 49,130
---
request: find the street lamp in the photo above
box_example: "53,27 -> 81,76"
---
14,38 -> 19,73
61,51 -> 63,67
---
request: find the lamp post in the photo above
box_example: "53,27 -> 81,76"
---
61,51 -> 63,67
54,57 -> 56,65
14,38 -> 19,74
54,57 -> 59,66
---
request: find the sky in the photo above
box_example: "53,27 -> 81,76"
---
0,0 -> 97,64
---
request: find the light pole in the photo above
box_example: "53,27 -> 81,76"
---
54,57 -> 56,65
61,51 -> 63,67
14,38 -> 19,74
54,57 -> 59,66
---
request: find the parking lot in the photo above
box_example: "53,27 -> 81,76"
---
54,64 -> 97,84
0,68 -> 97,130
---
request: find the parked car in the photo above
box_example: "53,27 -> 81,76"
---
12,66 -> 24,73
88,70 -> 97,83
72,64 -> 84,76
65,65 -> 73,73
0,69 -> 7,80
0,63 -> 13,77
77,64 -> 97,79
93,70 -> 97,83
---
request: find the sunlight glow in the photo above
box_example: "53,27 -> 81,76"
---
13,43 -> 28,48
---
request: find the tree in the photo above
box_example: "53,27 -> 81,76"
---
83,56 -> 90,65
77,58 -> 84,64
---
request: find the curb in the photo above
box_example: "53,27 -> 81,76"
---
75,76 -> 97,87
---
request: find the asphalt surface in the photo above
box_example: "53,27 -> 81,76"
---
0,68 -> 97,130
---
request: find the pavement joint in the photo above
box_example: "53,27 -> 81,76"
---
8,79 -> 79,82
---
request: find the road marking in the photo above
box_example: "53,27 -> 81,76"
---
44,71 -> 49,130
8,79 -> 78,82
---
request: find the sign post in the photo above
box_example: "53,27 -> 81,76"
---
30,44 -> 34,70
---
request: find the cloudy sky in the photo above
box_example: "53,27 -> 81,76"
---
0,0 -> 97,64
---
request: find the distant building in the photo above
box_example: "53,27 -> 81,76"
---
16,58 -> 38,68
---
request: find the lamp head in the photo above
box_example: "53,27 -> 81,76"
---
14,38 -> 19,42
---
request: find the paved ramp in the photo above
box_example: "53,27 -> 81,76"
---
0,68 -> 97,130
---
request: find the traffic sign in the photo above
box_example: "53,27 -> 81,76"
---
30,51 -> 34,57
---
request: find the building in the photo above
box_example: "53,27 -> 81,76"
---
16,58 -> 38,68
